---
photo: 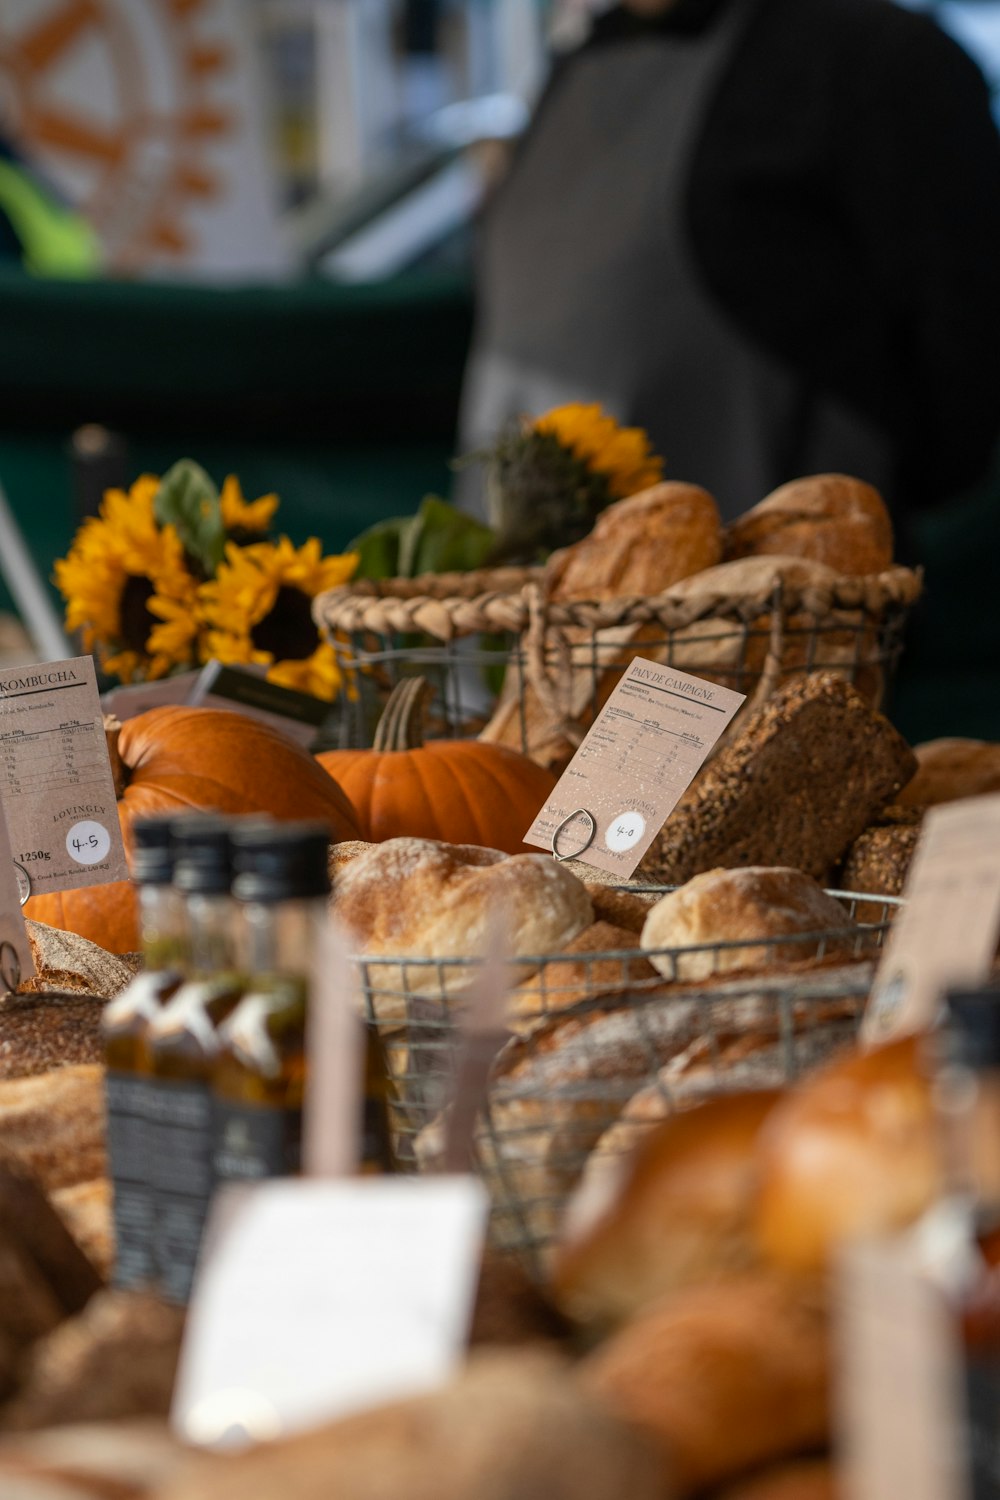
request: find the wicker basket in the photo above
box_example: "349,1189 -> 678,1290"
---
315,564 -> 922,759
357,889 -> 901,1265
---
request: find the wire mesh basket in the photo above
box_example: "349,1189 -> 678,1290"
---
315,564 -> 922,759
357,888 -> 902,1267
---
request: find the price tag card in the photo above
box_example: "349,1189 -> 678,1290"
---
0,657 -> 128,899
0,800 -> 34,989
862,793 -> 1000,1045
523,659 -> 745,877
172,1175 -> 489,1452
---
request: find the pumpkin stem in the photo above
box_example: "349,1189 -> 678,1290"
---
373,676 -> 435,752
103,714 -> 128,799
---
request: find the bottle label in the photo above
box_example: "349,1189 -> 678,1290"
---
105,1069 -> 157,1290
148,1077 -> 214,1306
213,1099 -> 301,1182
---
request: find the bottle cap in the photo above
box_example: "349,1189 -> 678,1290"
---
172,815 -> 235,896
230,821 -> 331,903
130,816 -> 178,886
943,986 -> 1000,1069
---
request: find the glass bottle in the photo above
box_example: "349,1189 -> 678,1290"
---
212,821 -> 397,1184
101,815 -> 187,1291
145,815 -> 243,1305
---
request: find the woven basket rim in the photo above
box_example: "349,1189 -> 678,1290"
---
315,562 -> 923,643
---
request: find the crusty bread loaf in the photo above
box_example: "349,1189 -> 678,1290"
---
328,840 -> 377,880
713,1459 -> 837,1500
587,886 -> 658,934
332,839 -> 593,1018
897,737 -> 1000,807
725,475 -> 893,575
639,674 -> 917,884
21,922 -> 138,1000
552,1090 -> 781,1328
0,1066 -> 105,1193
1,1291 -> 184,1432
640,869 -> 859,981
155,1350 -> 665,1500
580,1272 -> 830,1495
508,922 -> 658,1034
838,822 -> 920,921
754,1035 -> 938,1274
0,1167 -> 102,1320
545,482 -> 723,602
50,1181 -> 114,1285
0,993 -> 105,1080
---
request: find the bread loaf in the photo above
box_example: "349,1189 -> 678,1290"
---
333,839 -> 593,1019
640,868 -> 860,981
21,922 -> 138,1000
508,921 -> 658,1034
639,674 -> 917,884
155,1351 -> 666,1500
897,737 -> 1000,807
552,1090 -> 781,1328
581,1272 -> 830,1495
713,1459 -> 837,1500
754,1035 -> 938,1274
0,994 -> 104,1081
838,822 -> 920,921
725,475 -> 893,575
545,482 -> 723,602
50,1181 -> 114,1285
0,1067 -> 105,1193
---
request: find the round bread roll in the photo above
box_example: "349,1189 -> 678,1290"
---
754,1035 -> 938,1274
580,1272 -> 830,1495
897,737 -> 1000,807
545,481 -> 723,602
724,474 -> 893,575
333,839 -> 593,1016
640,868 -> 860,982
552,1089 -> 782,1328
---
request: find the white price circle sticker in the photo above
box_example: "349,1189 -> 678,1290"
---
605,811 -> 647,853
67,820 -> 112,866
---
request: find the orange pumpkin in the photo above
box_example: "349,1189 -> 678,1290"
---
317,677 -> 556,854
25,706 -> 361,954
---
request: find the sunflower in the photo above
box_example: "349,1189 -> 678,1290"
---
54,474 -> 201,682
531,404 -> 663,499
219,474 -> 280,540
477,402 -> 664,561
197,536 -> 359,701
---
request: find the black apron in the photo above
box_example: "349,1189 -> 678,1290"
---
459,2 -> 893,522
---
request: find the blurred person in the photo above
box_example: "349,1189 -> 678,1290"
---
458,0 -> 1000,533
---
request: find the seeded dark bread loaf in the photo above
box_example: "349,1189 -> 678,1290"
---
838,822 -> 921,921
639,674 -> 917,884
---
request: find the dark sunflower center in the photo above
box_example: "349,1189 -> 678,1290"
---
251,584 -> 317,661
119,574 -> 157,652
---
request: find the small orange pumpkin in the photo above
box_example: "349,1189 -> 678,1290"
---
25,706 -> 361,954
317,677 -> 555,854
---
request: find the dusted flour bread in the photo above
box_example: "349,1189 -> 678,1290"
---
754,1035 -> 938,1274
552,1090 -> 781,1328
1,1291 -> 184,1432
725,474 -> 893,576
545,482 -> 723,602
640,868 -> 860,981
580,1273 -> 830,1495
157,1350 -> 665,1500
0,1066 -> 105,1193
639,674 -> 917,884
333,839 -> 593,1015
20,922 -> 138,1000
328,839 -> 377,880
897,737 -> 1000,807
508,921 -> 658,1034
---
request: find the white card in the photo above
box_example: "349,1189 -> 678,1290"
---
302,917 -> 364,1179
172,1176 -> 489,1452
863,793 -> 1000,1045
523,659 -> 745,877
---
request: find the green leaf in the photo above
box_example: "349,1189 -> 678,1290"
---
407,495 -> 497,576
154,459 -> 226,574
348,516 -> 405,580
